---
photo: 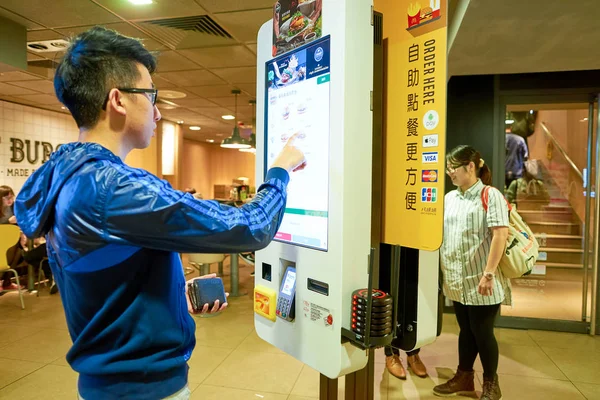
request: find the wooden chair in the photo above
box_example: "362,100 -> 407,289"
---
0,225 -> 25,309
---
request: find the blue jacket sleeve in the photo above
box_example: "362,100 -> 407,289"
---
103,166 -> 289,253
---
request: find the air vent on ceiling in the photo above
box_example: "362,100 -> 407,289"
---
27,39 -> 70,53
146,15 -> 233,39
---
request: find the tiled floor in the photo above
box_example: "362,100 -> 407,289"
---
1,258 -> 600,399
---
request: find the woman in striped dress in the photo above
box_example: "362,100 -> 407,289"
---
433,145 -> 510,400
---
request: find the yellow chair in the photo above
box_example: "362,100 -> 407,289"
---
188,253 -> 225,277
0,225 -> 25,309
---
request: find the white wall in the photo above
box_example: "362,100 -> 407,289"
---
0,100 -> 78,193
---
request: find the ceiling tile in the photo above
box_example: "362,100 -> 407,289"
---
0,8 -> 44,29
26,52 -> 46,62
16,94 -> 61,105
96,0 -> 207,21
9,80 -> 55,94
169,98 -> 220,108
188,106 -> 234,119
211,67 -> 257,84
152,74 -> 177,89
0,0 -> 120,28
0,71 -> 43,82
0,83 -> 38,96
186,85 -> 240,98
179,45 -> 256,68
158,88 -> 199,99
213,9 -> 272,42
236,83 -> 257,96
208,94 -> 253,107
57,23 -> 167,51
197,0 -> 274,13
27,30 -> 66,42
246,43 -> 258,54
159,70 -> 225,86
156,51 -> 201,72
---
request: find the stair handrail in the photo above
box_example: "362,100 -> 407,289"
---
541,122 -> 583,181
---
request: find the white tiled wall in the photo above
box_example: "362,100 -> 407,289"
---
0,100 -> 79,193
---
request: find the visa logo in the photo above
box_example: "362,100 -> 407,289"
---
422,170 -> 438,182
422,152 -> 438,163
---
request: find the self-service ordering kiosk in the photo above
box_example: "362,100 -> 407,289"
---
253,0 -> 441,383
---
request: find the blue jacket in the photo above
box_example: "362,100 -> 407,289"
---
14,142 -> 289,399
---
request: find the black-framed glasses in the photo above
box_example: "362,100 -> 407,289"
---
102,88 -> 158,109
446,164 -> 468,174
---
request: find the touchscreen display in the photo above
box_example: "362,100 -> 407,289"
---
281,270 -> 296,296
265,35 -> 331,251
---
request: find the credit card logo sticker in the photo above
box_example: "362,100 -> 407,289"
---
423,134 -> 438,148
421,188 -> 437,203
423,110 -> 439,131
422,152 -> 438,163
422,170 -> 438,182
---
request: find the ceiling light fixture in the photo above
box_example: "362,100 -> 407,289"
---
505,119 -> 515,124
221,90 -> 251,149
221,115 -> 235,120
206,139 -> 215,143
177,120 -> 184,124
129,0 -> 153,5
189,126 -> 201,131
240,99 -> 257,153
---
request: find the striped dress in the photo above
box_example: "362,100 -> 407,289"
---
441,179 -> 512,306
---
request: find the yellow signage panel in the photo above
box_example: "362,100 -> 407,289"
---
376,0 -> 448,250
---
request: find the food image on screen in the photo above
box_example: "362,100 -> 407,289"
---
265,36 -> 331,251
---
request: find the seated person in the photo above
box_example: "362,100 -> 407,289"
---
22,236 -> 57,294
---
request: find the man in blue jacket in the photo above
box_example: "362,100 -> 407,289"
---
14,27 -> 305,400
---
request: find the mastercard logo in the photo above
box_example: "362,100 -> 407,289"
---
422,170 -> 438,182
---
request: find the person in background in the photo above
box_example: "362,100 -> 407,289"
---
385,346 -> 427,379
15,27 -> 305,400
434,145 -> 510,400
0,185 -> 26,291
505,130 -> 528,189
505,160 -> 550,207
0,185 -> 17,225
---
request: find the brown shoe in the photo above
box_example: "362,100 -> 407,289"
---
385,355 -> 407,380
480,375 -> 502,400
407,354 -> 428,378
433,367 -> 475,397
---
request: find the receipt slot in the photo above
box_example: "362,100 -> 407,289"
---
253,0 -> 375,379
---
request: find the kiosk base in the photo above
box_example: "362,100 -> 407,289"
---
318,350 -> 376,400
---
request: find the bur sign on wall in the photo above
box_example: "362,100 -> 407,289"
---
9,138 -> 61,164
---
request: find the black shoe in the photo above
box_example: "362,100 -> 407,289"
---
50,282 -> 58,295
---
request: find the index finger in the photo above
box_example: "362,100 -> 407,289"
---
286,132 -> 301,146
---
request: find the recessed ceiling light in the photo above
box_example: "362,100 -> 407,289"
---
505,119 -> 514,124
222,115 -> 235,120
216,134 -> 224,137
61,106 -> 66,110
177,120 -> 184,124
189,126 -> 201,131
128,0 -> 152,5
206,139 -> 215,143
159,90 -> 187,99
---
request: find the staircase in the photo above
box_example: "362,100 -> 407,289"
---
516,198 -> 585,274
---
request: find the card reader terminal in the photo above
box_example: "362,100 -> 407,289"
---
276,266 -> 296,321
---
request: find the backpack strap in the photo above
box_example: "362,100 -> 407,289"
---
481,185 -> 512,213
481,185 -> 491,212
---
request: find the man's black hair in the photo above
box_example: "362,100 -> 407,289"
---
54,26 -> 157,129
